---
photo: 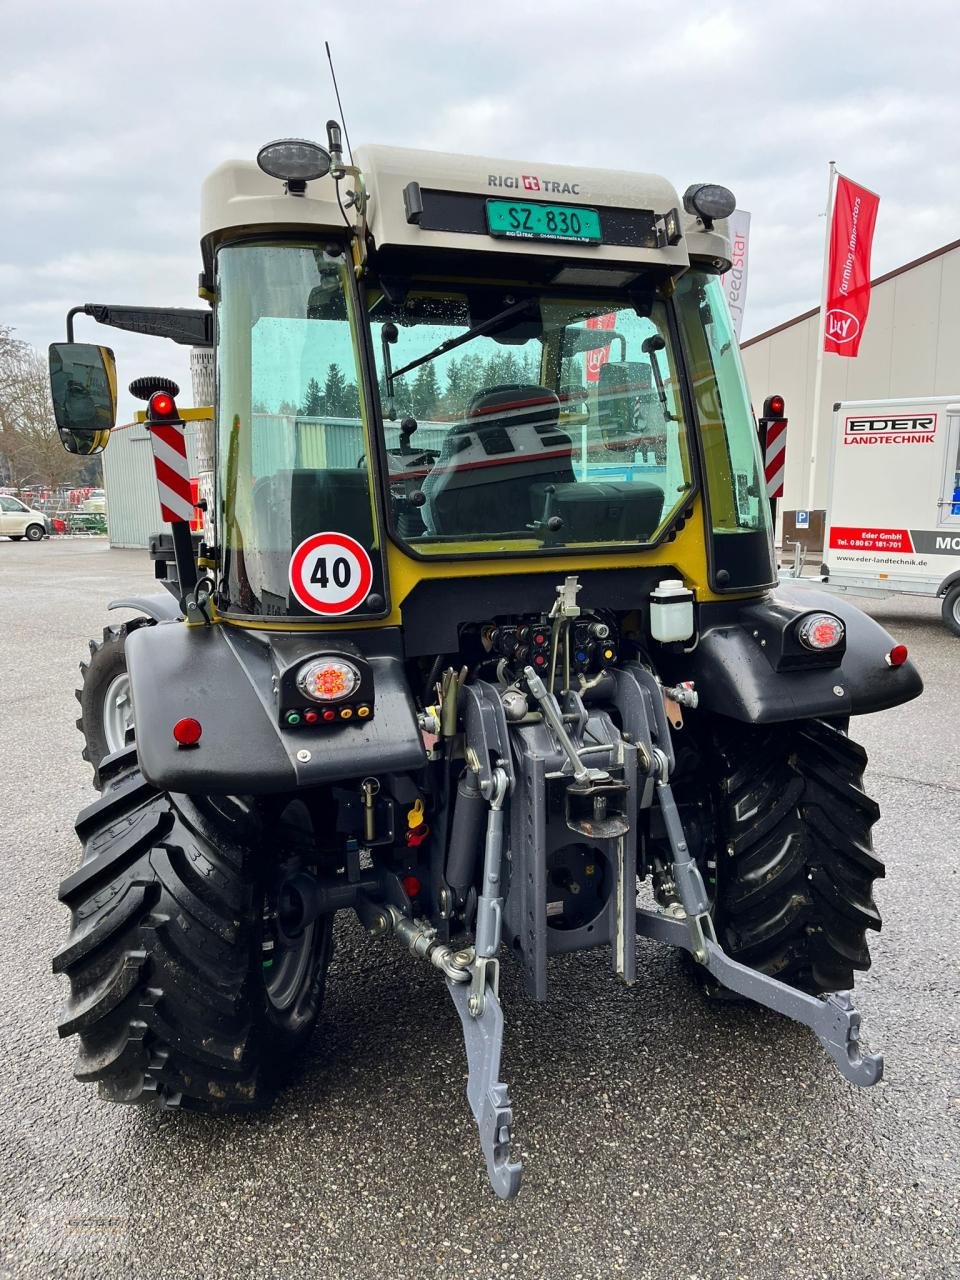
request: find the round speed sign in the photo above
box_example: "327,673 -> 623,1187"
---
288,532 -> 373,616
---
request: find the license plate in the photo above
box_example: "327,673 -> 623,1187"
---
486,199 -> 603,244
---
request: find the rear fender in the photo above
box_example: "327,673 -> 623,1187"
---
125,622 -> 425,794
675,586 -> 922,724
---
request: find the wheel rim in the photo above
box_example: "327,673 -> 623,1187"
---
102,673 -> 134,754
953,594 -> 960,626
264,919 -> 316,1012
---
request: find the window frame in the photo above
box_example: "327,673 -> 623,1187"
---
211,234 -> 392,621
357,274 -> 704,563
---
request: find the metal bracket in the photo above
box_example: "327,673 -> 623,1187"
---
635,908 -> 883,1087
642,752 -> 883,1088
447,970 -> 522,1199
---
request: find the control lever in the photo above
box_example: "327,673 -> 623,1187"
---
523,665 -> 590,783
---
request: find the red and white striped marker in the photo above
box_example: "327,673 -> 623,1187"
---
764,418 -> 787,500
148,420 -> 195,523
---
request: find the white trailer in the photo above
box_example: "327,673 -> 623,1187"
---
783,395 -> 960,636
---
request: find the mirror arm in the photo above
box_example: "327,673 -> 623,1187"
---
66,307 -> 85,343
64,305 -> 212,347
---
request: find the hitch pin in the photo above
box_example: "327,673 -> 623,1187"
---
361,777 -> 380,843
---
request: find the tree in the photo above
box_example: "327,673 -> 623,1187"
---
411,362 -> 441,421
323,363 -> 348,418
300,377 -> 323,417
0,331 -> 94,491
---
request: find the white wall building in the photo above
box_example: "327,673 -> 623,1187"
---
741,237 -> 960,517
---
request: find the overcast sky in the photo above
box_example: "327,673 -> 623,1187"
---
3,0 -> 958,420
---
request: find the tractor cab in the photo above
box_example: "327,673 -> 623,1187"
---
198,138 -> 775,623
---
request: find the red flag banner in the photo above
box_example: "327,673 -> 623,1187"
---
824,175 -> 879,357
584,313 -> 616,383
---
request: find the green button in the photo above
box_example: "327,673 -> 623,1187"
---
286,712 -> 301,726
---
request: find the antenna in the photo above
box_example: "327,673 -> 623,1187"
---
325,41 -> 353,165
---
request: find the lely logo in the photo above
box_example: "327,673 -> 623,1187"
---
522,175 -> 540,191
826,309 -> 860,344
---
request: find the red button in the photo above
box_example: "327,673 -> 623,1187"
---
534,654 -> 546,666
534,633 -> 545,645
304,710 -> 318,724
322,709 -> 336,722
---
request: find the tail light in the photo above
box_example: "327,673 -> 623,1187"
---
797,613 -> 845,651
296,657 -> 361,702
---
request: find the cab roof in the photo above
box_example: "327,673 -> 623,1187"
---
200,143 -> 732,274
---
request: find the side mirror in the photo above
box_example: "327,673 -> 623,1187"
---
48,342 -> 118,455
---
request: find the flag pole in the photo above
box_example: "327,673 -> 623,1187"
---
807,160 -> 837,511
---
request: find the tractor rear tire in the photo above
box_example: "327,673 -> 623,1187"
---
54,748 -> 333,1110
76,622 -> 149,789
709,718 -> 882,995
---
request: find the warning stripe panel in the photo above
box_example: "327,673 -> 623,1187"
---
150,432 -> 191,477
150,423 -> 188,456
148,421 -> 193,523
764,418 -> 787,499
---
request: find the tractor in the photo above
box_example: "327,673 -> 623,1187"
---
49,124 -> 922,1198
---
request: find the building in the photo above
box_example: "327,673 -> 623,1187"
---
740,237 -> 960,532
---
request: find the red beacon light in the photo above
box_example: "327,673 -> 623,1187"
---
172,717 -> 202,746
150,392 -> 175,417
885,643 -> 909,668
762,393 -> 785,420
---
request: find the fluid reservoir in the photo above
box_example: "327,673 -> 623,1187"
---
649,579 -> 695,643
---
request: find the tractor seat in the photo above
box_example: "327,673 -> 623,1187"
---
423,384 -> 574,536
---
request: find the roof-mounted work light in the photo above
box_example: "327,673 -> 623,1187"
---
256,138 -> 332,192
682,183 -> 737,225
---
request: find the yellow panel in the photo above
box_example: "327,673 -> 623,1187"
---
134,406 -> 213,423
221,496 -> 755,634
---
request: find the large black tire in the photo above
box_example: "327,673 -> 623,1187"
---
76,622 -> 149,789
54,748 -> 333,1110
942,583 -> 960,638
709,718 -> 883,994
25,522 -> 45,541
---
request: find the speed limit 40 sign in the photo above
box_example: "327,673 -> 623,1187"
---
288,532 -> 373,616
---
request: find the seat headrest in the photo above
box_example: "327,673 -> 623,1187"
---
466,384 -> 561,429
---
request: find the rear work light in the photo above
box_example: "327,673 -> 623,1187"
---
885,644 -> 909,668
797,612 -> 845,651
296,657 -> 360,703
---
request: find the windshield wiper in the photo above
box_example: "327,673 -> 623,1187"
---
388,297 -> 538,385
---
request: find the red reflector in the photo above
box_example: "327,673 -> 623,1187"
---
151,393 -> 175,417
401,875 -> 422,898
172,717 -> 202,746
885,644 -> 908,668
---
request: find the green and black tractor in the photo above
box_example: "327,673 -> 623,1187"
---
49,125 -> 921,1197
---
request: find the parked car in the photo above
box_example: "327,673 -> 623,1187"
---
80,488 -> 107,515
0,495 -> 51,540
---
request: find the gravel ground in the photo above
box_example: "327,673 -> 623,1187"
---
0,539 -> 957,1280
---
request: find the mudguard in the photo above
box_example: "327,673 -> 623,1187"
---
125,622 -> 425,794
671,585 -> 923,724
109,592 -> 182,623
